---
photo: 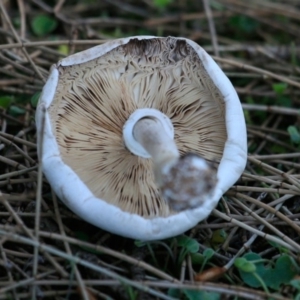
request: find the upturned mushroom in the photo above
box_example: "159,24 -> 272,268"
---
36,36 -> 247,240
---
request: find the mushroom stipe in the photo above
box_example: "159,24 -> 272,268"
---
36,36 -> 247,240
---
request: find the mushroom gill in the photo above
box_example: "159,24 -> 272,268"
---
48,37 -> 227,218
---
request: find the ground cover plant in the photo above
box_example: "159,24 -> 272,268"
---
0,0 -> 299,299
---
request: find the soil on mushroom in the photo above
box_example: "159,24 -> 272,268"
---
49,37 -> 227,218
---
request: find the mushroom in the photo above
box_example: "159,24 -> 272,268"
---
36,36 -> 247,240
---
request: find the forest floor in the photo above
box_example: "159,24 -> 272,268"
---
0,0 -> 300,299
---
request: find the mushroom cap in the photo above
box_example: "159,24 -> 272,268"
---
36,36 -> 247,240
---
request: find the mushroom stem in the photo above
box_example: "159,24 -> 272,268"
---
133,116 -> 217,212
133,117 -> 179,185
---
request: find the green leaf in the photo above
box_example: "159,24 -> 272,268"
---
58,45 -> 69,55
31,92 -> 41,108
211,229 -> 227,247
31,15 -> 58,37
8,105 -> 25,116
203,248 -> 214,260
270,144 -> 287,154
190,253 -> 205,264
272,82 -> 288,95
176,235 -> 199,253
236,253 -> 266,288
290,279 -> 300,290
243,109 -> 252,125
124,285 -> 139,300
153,0 -> 172,9
264,255 -> 299,290
0,96 -> 12,109
235,258 -> 256,273
277,95 -> 292,107
167,288 -> 181,298
291,42 -> 299,66
134,240 -> 147,247
229,15 -> 259,33
288,126 -> 300,144
236,253 -> 299,290
183,290 -> 220,300
268,240 -> 289,254
198,248 -> 215,273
